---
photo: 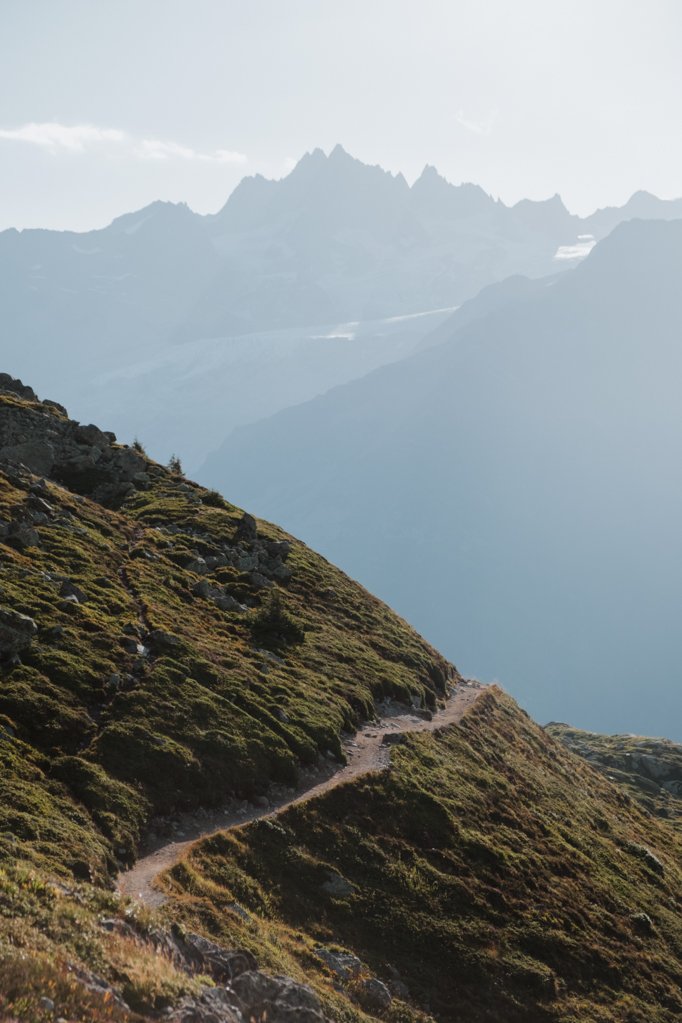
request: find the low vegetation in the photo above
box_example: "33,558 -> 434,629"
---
166,689 -> 682,1023
546,723 -> 682,830
2,384 -> 682,1022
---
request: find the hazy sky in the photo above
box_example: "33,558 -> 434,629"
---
1,0 -> 681,230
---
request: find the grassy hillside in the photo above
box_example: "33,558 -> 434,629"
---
165,689 -> 682,1023
546,723 -> 682,830
0,380 -> 454,1019
0,386 -> 453,885
2,377 -> 682,1023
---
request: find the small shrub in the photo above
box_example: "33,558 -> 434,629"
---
132,437 -> 146,454
168,454 -> 183,476
202,489 -> 226,508
250,591 -> 305,653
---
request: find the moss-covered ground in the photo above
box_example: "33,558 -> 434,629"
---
0,391 -> 454,1018
0,393 -> 454,886
165,689 -> 682,1023
2,391 -> 682,1022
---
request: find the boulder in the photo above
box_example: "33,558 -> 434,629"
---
0,374 -> 37,401
234,512 -> 257,543
175,930 -> 257,983
360,978 -> 392,1011
148,630 -> 182,654
59,579 -> 87,603
42,399 -> 68,417
0,608 -> 37,660
3,519 -> 41,549
381,732 -> 408,747
231,971 -> 326,1023
215,594 -> 243,612
167,987 -> 242,1023
0,440 -> 55,476
321,871 -> 356,898
249,571 -> 274,590
315,947 -> 362,980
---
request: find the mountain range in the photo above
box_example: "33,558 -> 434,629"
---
198,217 -> 682,739
3,145 -> 682,465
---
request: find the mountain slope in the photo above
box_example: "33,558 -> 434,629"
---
165,687 -> 682,1023
197,218 -> 682,739
2,373 -> 682,1022
0,373 -> 454,886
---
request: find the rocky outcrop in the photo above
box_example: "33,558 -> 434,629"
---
547,722 -> 682,826
146,927 -> 328,1023
168,975 -> 327,1023
0,374 -> 147,505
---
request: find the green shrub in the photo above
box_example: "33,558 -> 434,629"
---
250,591 -> 305,653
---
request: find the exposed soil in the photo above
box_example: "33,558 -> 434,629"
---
117,681 -> 485,906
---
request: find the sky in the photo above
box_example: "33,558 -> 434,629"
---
1,0 -> 681,231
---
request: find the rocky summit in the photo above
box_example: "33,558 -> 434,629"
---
1,373 -> 682,1023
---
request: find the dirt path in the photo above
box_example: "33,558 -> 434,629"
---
117,681 -> 485,907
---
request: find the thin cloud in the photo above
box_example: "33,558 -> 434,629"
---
137,138 -> 246,163
0,121 -> 246,164
0,122 -> 125,150
454,109 -> 498,136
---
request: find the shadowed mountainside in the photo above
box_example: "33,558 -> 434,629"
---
198,218 -> 682,739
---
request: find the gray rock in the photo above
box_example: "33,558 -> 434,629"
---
0,373 -> 37,401
321,871 -> 356,898
414,708 -> 433,721
231,971 -> 326,1023
249,571 -> 274,590
268,562 -> 293,583
59,579 -> 87,603
4,520 -> 41,549
234,512 -> 258,543
381,732 -> 408,746
0,440 -> 55,476
360,978 -> 392,1011
73,423 -> 107,447
265,540 -> 291,560
315,947 -> 362,979
187,557 -> 209,575
148,629 -> 182,653
215,594 -> 243,612
0,608 -> 37,659
42,399 -> 68,417
168,987 -> 242,1023
192,579 -> 214,598
195,941 -> 255,983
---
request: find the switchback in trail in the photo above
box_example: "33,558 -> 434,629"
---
117,681 -> 485,907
